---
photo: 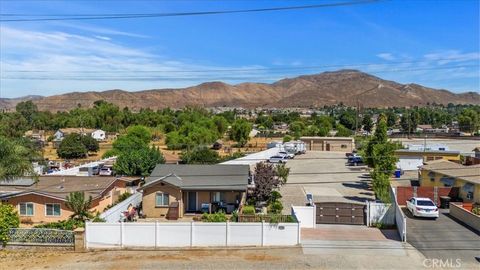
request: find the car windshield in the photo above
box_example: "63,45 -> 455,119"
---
417,200 -> 435,206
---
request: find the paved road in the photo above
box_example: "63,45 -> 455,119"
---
404,208 -> 480,268
280,151 -> 375,213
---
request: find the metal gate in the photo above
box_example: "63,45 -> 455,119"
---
8,228 -> 74,246
316,202 -> 365,225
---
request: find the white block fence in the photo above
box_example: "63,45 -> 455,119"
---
85,221 -> 300,249
291,205 -> 316,228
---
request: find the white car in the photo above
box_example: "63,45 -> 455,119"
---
268,155 -> 288,163
406,197 -> 439,219
278,151 -> 295,159
99,167 -> 113,176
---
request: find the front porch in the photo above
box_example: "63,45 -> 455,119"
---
182,190 -> 243,215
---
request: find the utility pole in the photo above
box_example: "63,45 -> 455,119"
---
354,84 -> 383,135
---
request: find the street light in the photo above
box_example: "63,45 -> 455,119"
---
354,84 -> 384,134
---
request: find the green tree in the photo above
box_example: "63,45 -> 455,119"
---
57,134 -> 88,159
400,110 -> 419,133
80,135 -> 99,152
385,111 -> 398,128
0,204 -> 20,247
65,192 -> 93,221
180,147 -> 219,164
289,121 -> 306,138
126,125 -> 152,144
0,137 -> 35,180
335,124 -> 353,137
282,135 -> 293,143
15,100 -> 38,125
362,114 -> 374,133
114,146 -> 165,176
339,110 -> 356,130
230,119 -> 252,147
458,109 -> 479,133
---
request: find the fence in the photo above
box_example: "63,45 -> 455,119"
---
100,192 -> 143,223
390,186 -> 407,242
8,228 -> 74,246
395,186 -> 459,206
291,205 -> 316,228
366,202 -> 395,227
85,221 -> 300,249
449,203 -> 480,232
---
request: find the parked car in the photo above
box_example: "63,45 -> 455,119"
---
268,155 -> 288,163
279,151 -> 295,159
406,197 -> 439,219
347,155 -> 363,166
345,150 -> 358,157
99,167 -> 113,176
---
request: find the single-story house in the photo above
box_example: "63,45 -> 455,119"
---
106,132 -> 120,141
54,128 -> 95,141
299,136 -> 354,152
395,149 -> 461,171
91,129 -> 106,141
24,130 -> 46,142
0,176 -> 139,224
138,164 -> 250,219
419,160 -> 480,204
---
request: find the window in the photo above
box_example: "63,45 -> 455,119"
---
45,203 -> 61,216
19,203 -> 34,216
341,144 -> 347,149
428,171 -> 435,181
212,192 -> 224,202
155,193 -> 169,206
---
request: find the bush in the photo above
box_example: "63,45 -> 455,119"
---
34,219 -> 84,231
242,205 -> 255,215
0,204 -> 20,246
201,211 -> 228,222
268,201 -> 283,214
472,207 -> 480,215
282,135 -> 292,143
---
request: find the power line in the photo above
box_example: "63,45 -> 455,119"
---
0,0 -> 382,22
2,64 -> 478,81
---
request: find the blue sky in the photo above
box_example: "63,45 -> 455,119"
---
0,0 -> 479,98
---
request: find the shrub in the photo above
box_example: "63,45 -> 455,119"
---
472,207 -> 480,215
34,219 -> 84,230
282,135 -> 292,143
201,211 -> 228,222
242,205 -> 255,215
268,201 -> 284,214
0,204 -> 20,246
20,217 -> 33,225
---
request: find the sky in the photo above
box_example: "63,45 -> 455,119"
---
0,0 -> 479,98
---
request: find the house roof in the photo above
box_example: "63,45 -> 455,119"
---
417,124 -> 433,129
57,128 -> 96,134
300,136 -> 354,142
141,164 -> 250,191
421,160 -> 480,185
0,176 -> 124,201
395,149 -> 461,155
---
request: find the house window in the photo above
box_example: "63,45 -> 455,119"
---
155,193 -> 169,206
212,192 -> 224,202
19,203 -> 34,216
427,171 -> 435,181
45,203 -> 61,216
341,144 -> 347,149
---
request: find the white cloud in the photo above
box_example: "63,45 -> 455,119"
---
376,53 -> 395,61
0,26 -> 273,97
423,50 -> 480,65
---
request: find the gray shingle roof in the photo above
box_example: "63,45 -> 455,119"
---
143,164 -> 250,191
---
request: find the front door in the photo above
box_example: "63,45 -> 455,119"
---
187,192 -> 197,212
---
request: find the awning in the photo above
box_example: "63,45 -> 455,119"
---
462,183 -> 474,192
440,177 -> 455,186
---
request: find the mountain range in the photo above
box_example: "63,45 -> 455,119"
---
1,70 -> 478,112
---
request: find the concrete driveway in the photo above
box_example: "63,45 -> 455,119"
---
404,208 -> 480,268
280,151 -> 375,212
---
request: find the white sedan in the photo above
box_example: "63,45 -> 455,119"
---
406,197 -> 439,219
268,155 -> 288,163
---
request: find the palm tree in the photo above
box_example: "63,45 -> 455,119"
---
65,192 -> 93,221
0,137 -> 35,180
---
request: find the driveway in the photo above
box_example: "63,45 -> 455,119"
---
280,151 -> 375,212
301,225 -> 426,269
404,208 -> 480,268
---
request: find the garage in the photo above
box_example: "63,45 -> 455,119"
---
396,156 -> 423,171
316,202 -> 365,225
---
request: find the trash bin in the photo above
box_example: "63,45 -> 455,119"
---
394,169 -> 401,178
440,196 -> 451,209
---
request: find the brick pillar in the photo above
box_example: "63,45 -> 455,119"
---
74,228 -> 85,252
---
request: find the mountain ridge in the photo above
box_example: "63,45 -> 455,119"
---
1,70 -> 478,111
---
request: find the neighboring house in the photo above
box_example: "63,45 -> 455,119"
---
138,164 -> 250,219
54,128 -> 95,141
91,129 -> 106,141
419,160 -> 480,204
24,130 -> 46,142
106,132 -> 119,141
395,149 -> 461,171
299,136 -> 354,152
465,147 -> 480,166
0,176 -> 139,224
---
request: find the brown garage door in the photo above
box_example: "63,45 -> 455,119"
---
316,202 -> 365,225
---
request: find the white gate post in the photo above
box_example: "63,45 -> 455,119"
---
313,204 -> 317,226
84,222 -> 89,249
190,221 -> 194,247
297,222 -> 301,245
120,222 -> 124,248
261,220 -> 265,246
225,221 -> 229,246
155,221 -> 158,249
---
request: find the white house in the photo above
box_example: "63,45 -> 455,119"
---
91,129 -> 106,141
54,128 -> 96,141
